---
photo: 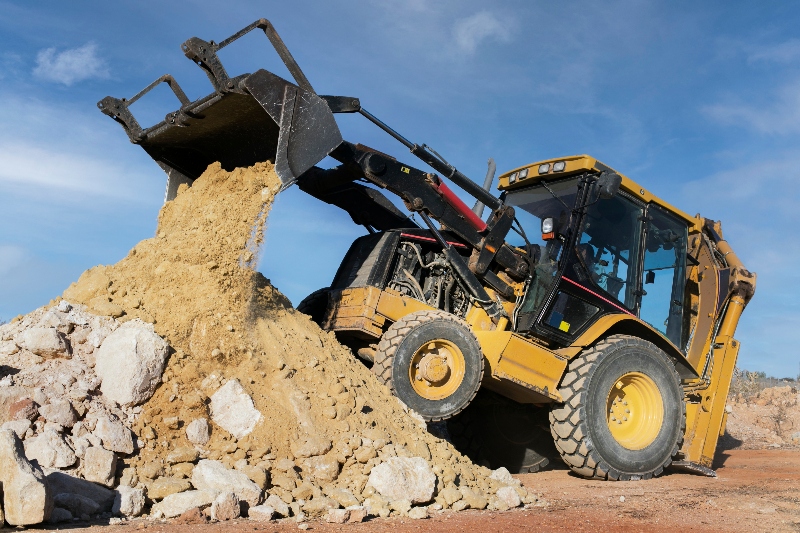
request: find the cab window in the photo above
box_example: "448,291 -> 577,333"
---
574,194 -> 643,310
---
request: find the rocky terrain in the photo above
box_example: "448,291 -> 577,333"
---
0,161 -> 534,528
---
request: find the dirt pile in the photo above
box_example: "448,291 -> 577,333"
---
723,385 -> 800,450
0,161 -> 533,524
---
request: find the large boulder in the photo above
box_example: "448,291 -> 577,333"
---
53,493 -> 100,517
17,328 -> 68,358
44,469 -> 116,511
81,447 -> 117,487
0,429 -> 53,525
151,490 -> 216,519
367,457 -> 436,504
191,459 -> 262,506
209,379 -> 261,439
94,320 -> 169,407
113,486 -> 145,517
93,413 -> 134,454
24,430 -> 77,469
38,399 -> 77,428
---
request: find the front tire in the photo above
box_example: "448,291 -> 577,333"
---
549,335 -> 685,481
372,310 -> 484,421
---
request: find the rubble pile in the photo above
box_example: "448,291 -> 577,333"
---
724,385 -> 800,450
0,161 -> 535,527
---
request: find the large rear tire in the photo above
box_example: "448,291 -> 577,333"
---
296,288 -> 330,325
372,310 -> 483,422
550,335 -> 685,481
448,390 -> 556,473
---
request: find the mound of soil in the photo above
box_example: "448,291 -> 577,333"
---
51,161 -> 531,516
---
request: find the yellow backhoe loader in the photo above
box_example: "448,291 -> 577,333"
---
100,18 -> 756,480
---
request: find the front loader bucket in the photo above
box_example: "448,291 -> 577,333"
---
98,19 -> 343,201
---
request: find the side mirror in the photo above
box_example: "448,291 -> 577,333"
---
645,270 -> 655,284
597,171 -> 622,199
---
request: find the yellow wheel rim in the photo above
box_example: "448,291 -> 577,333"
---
606,372 -> 663,450
408,339 -> 466,401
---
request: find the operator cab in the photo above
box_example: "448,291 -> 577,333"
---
498,155 -> 697,353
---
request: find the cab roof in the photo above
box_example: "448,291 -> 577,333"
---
497,154 -> 699,230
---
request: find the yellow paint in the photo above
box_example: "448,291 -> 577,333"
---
497,154 -> 700,232
475,330 -> 566,403
681,335 -> 741,466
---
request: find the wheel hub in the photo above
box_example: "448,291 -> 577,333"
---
409,339 -> 466,401
606,372 -> 664,450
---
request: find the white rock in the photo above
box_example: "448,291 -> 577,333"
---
0,340 -> 19,355
0,429 -> 54,525
53,492 -> 100,516
265,494 -> 290,517
489,467 -> 516,485
18,328 -> 68,358
113,486 -> 145,517
93,414 -> 134,454
248,504 -> 275,522
326,508 -> 349,523
151,490 -> 216,518
408,506 -> 429,519
367,457 -> 435,504
191,459 -> 262,506
44,468 -> 116,511
211,492 -> 240,521
57,301 -> 72,313
48,507 -> 72,523
1,419 -> 32,438
186,418 -> 210,446
39,399 -> 77,427
24,429 -> 77,468
210,379 -> 262,439
95,320 -> 169,407
82,447 -> 117,487
496,486 -> 521,508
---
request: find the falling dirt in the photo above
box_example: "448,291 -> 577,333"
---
58,161 -> 519,509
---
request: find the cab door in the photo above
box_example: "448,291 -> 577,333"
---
638,206 -> 689,348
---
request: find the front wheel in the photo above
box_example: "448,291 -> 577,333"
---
372,310 -> 484,422
550,335 -> 685,481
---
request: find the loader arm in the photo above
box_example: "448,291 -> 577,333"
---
99,18 -> 531,319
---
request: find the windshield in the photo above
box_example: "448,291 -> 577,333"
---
504,178 -> 580,320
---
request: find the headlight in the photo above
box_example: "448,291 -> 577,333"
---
553,161 -> 566,172
509,172 -> 518,184
538,163 -> 550,175
542,217 -> 554,233
519,168 -> 529,179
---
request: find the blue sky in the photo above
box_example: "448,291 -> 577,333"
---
1,1 -> 798,377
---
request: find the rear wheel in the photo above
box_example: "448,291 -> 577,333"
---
448,390 -> 557,473
372,310 -> 483,421
550,335 -> 685,481
296,288 -> 330,325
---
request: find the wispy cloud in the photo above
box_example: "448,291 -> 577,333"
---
703,78 -> 800,135
453,11 -> 512,54
33,42 -> 109,86
747,38 -> 800,63
0,245 -> 27,278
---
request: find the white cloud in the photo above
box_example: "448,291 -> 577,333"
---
747,38 -> 800,63
703,79 -> 800,135
453,11 -> 511,54
33,42 -> 109,86
0,245 -> 27,278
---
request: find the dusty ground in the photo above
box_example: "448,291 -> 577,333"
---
30,448 -> 800,532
